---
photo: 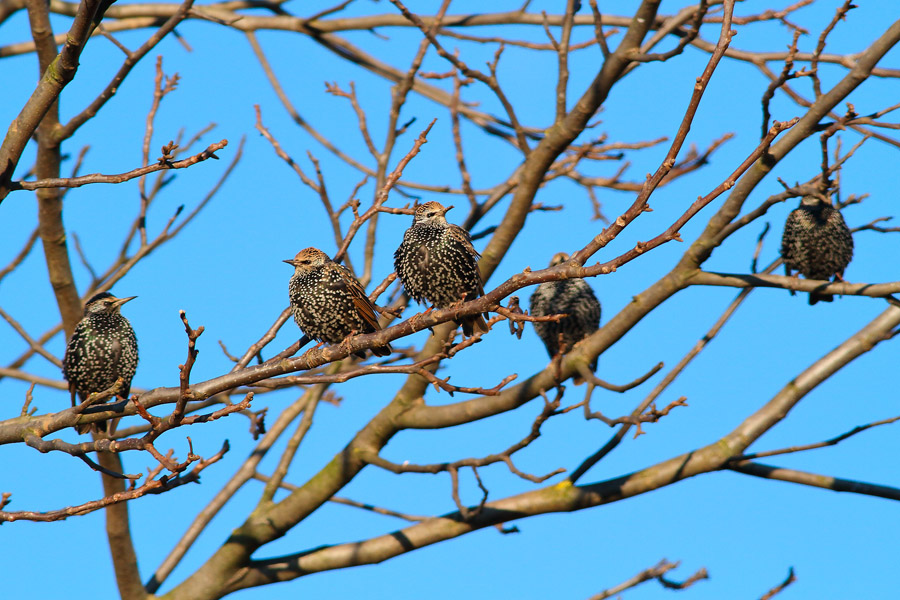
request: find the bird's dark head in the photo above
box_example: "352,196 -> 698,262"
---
284,247 -> 328,273
549,252 -> 570,267
84,292 -> 137,316
413,201 -> 452,225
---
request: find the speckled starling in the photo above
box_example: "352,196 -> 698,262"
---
394,201 -> 488,337
781,195 -> 854,305
285,247 -> 392,358
530,252 -> 601,383
62,292 -> 139,433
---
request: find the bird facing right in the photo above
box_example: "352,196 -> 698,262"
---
394,201 -> 488,337
530,252 -> 601,384
780,195 -> 854,305
62,292 -> 139,433
285,247 -> 392,358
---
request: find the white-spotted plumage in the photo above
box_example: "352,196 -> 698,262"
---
781,195 -> 854,305
62,292 -> 138,433
394,201 -> 488,336
530,253 -> 601,384
285,247 -> 391,358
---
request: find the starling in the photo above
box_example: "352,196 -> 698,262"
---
530,252 -> 601,384
781,195 -> 854,305
394,201 -> 488,337
285,247 -> 392,358
62,292 -> 139,433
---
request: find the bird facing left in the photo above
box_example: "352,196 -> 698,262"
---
62,292 -> 139,434
285,247 -> 392,358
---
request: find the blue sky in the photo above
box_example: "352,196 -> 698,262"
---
1,1 -> 899,598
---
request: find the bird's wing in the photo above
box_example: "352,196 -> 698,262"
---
586,286 -> 602,326
780,209 -> 802,263
473,267 -> 486,298
450,224 -> 481,259
336,265 -> 382,332
450,225 -> 486,297
836,212 -> 855,251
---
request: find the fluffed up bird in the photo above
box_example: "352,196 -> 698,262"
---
62,292 -> 139,433
394,201 -> 488,337
530,252 -> 601,384
781,195 -> 854,305
285,247 -> 392,358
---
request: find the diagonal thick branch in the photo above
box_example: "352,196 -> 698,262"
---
218,304 -> 900,592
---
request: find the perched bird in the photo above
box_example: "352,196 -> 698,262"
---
530,252 -> 601,384
62,292 -> 139,433
394,201 -> 488,337
285,247 -> 392,358
781,195 -> 854,305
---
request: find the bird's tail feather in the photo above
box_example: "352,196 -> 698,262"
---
459,313 -> 489,337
